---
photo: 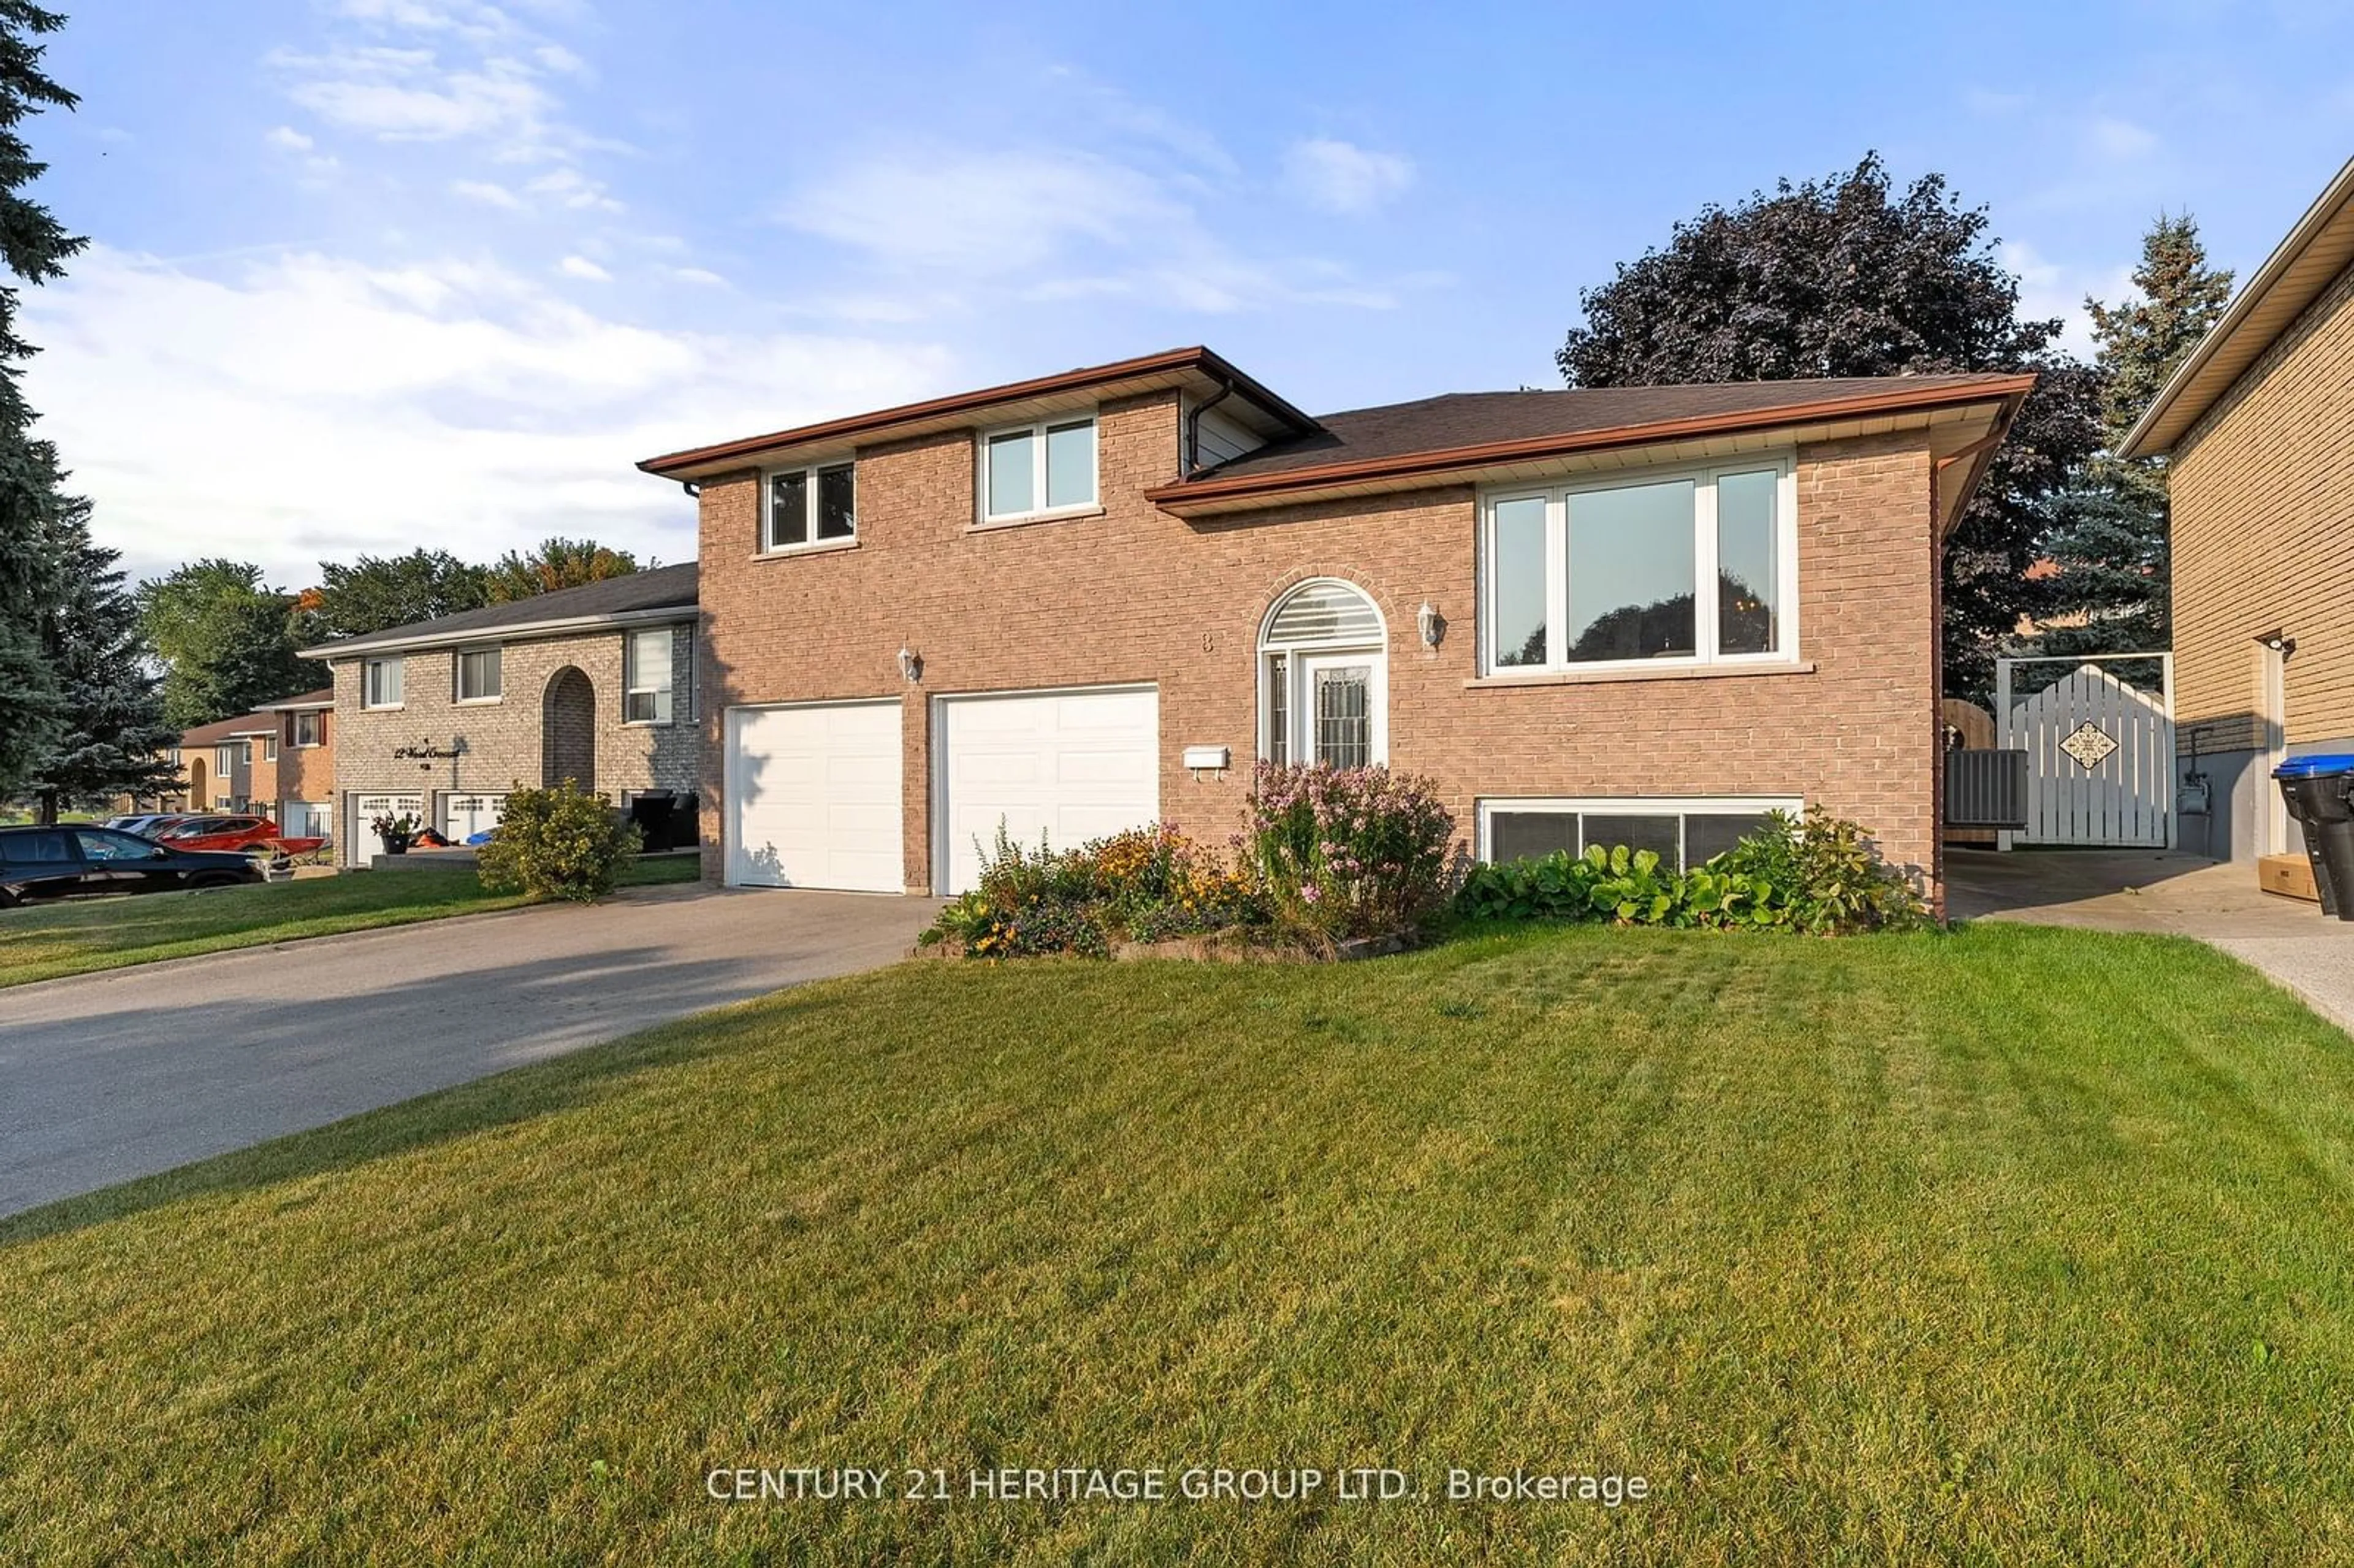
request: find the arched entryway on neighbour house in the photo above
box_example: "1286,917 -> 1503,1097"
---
542,666 -> 596,791
1258,579 -> 1388,768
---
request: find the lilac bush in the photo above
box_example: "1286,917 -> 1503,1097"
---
1246,762 -> 1457,942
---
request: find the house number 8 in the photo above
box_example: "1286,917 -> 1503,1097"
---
1202,631 -> 1216,653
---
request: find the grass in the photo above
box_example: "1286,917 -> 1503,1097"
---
0,854 -> 701,988
6,923 -> 2354,1563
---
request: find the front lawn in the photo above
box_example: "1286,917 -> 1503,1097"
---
5,924 -> 2353,1562
0,853 -> 701,988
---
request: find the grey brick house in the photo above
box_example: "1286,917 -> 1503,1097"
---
300,565 -> 700,864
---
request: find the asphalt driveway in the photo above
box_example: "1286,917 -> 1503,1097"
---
0,885 -> 935,1219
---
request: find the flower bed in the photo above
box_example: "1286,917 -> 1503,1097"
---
918,763 -> 1460,961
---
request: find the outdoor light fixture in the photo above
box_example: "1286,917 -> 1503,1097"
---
1417,600 -> 1443,648
897,645 -> 922,683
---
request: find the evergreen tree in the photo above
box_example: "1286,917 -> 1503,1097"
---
136,559 -> 324,727
2034,215 -> 2234,657
29,501 -> 177,821
0,1 -> 83,797
1555,153 -> 2105,702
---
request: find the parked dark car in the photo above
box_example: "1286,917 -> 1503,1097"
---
0,825 -> 264,907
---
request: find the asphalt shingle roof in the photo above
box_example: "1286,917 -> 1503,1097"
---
1195,375 -> 2022,482
307,561 -> 699,657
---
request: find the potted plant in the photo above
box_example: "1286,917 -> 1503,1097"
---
369,811 -> 422,855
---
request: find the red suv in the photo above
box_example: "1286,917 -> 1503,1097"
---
155,816 -> 327,856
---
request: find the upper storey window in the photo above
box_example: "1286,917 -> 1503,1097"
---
981,415 -> 1096,523
766,462 -> 856,552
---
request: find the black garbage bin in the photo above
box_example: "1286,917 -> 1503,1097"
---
2272,755 -> 2354,920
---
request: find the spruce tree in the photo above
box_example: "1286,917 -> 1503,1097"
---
2035,215 -> 2234,657
0,1 -> 80,798
29,500 -> 178,821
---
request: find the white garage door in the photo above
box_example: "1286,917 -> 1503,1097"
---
939,685 -> 1159,896
440,792 -> 507,842
351,793 -> 424,862
727,701 -> 903,891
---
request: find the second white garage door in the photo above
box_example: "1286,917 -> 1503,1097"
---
727,701 -> 904,891
938,685 -> 1159,896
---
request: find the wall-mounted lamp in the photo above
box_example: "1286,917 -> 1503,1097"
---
1417,600 -> 1444,648
2255,629 -> 2298,656
897,645 -> 923,683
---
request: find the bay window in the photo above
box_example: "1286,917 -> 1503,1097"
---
1480,459 -> 1796,674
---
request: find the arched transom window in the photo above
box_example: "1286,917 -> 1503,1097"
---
1259,579 -> 1387,769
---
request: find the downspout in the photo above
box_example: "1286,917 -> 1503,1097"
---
1185,376 -> 1235,478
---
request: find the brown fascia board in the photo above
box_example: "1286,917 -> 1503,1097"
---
1143,375 -> 2043,512
638,346 -> 1322,478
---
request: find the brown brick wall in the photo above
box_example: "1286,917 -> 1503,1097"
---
2171,257 -> 2354,753
698,391 -> 1947,903
273,711 -> 335,813
329,621 -> 697,863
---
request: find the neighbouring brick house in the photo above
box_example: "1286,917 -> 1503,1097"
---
2121,154 -> 2354,875
299,566 -> 699,864
254,687 -> 337,840
639,347 -> 2030,910
165,715 -> 259,813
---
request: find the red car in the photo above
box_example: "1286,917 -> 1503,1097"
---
155,815 -> 327,856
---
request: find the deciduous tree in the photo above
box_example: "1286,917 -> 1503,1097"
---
484,538 -> 640,603
136,560 -> 322,728
306,549 -> 490,641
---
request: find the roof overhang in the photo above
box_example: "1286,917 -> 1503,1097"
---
1145,376 -> 2036,526
256,698 -> 334,712
226,725 -> 275,737
300,603 -> 695,661
2120,155 -> 2354,459
636,346 -> 1322,482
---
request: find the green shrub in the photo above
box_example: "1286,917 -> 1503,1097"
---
919,823 -> 1271,957
1246,763 -> 1457,942
474,782 -> 642,904
1452,806 -> 1925,936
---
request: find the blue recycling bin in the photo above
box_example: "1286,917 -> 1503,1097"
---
2272,755 -> 2354,920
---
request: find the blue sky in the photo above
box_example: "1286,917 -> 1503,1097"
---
22,0 -> 2354,587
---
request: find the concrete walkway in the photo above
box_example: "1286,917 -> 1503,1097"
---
0,885 -> 936,1219
1947,848 -> 2354,1032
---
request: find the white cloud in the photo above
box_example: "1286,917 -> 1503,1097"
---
785,142 -> 1403,314
23,245 -> 954,586
1282,138 -> 1414,216
2000,239 -> 2135,359
265,125 -> 316,153
452,178 -> 522,208
557,254 -> 611,281
2087,115 -> 2159,160
272,45 -> 558,146
660,265 -> 727,287
525,166 -> 622,212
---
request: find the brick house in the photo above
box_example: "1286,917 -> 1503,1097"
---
299,566 -> 699,864
166,715 -> 259,813
640,348 -> 2030,909
253,687 -> 337,840
2120,154 -> 2354,873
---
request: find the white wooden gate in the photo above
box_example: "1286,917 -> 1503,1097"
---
1998,654 -> 2175,848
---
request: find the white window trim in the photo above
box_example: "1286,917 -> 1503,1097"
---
1477,455 -> 1799,678
761,457 -> 858,555
294,712 -> 323,748
1476,795 -> 1803,867
454,645 -> 504,706
264,733 -> 279,762
1255,578 -> 1390,767
977,413 -> 1100,525
362,657 -> 405,712
622,627 -> 675,727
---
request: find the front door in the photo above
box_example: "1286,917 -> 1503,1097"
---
1295,652 -> 1385,769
